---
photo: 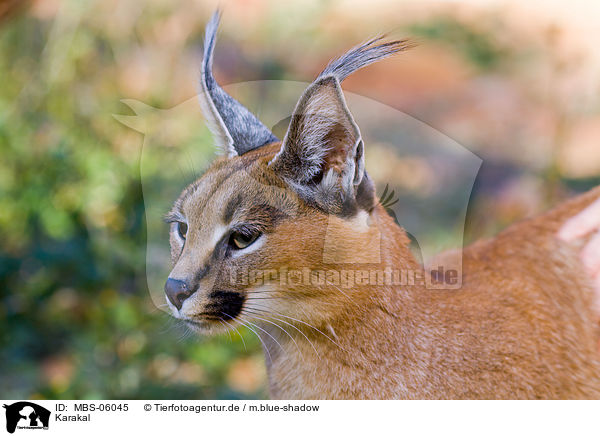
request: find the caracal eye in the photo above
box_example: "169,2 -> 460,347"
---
230,231 -> 260,250
177,221 -> 188,240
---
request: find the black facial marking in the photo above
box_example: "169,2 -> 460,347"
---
223,192 -> 243,223
211,232 -> 231,261
206,290 -> 245,320
192,264 -> 210,288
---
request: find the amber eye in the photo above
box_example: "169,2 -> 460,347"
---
177,222 -> 188,240
230,231 -> 260,250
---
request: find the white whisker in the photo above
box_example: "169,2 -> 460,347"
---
241,309 -> 303,360
241,315 -> 286,358
241,303 -> 344,352
222,311 -> 271,363
325,280 -> 358,306
220,316 -> 247,351
243,306 -> 320,359
219,320 -> 234,342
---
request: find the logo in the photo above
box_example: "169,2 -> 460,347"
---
2,402 -> 50,434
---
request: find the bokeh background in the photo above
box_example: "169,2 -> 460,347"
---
1,0 -> 599,399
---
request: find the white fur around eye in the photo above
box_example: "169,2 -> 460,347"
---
231,234 -> 265,258
211,225 -> 228,247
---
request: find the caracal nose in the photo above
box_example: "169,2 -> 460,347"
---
165,278 -> 194,310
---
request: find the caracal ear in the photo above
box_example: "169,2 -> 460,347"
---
270,76 -> 364,195
199,11 -> 278,157
269,36 -> 413,213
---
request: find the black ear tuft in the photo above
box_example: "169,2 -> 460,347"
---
317,35 -> 414,82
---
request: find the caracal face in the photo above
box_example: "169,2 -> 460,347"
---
163,11 -> 410,336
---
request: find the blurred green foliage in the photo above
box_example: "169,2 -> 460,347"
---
0,3 -> 266,400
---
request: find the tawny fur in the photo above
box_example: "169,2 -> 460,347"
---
169,143 -> 600,399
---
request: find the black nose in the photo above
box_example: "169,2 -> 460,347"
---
165,278 -> 194,310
